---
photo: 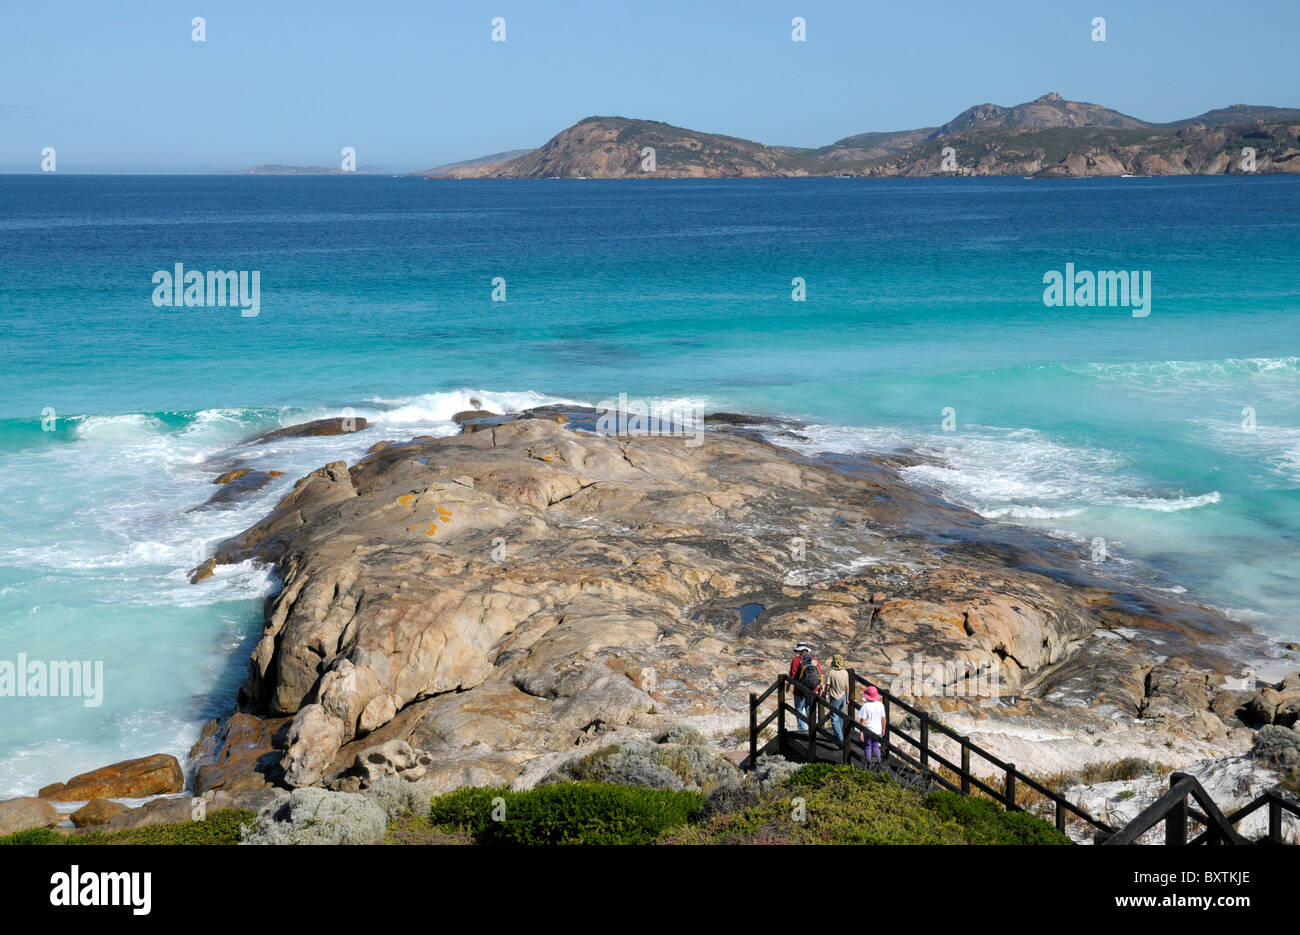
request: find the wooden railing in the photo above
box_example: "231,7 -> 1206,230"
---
750,670 -> 1300,845
1101,772 -> 1300,845
750,669 -> 1116,837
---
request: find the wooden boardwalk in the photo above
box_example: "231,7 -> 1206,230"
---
747,670 -> 1300,845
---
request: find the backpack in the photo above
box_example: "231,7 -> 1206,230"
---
795,655 -> 821,692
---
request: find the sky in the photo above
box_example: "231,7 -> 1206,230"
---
1,0 -> 1297,172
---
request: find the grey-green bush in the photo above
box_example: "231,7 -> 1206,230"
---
363,777 -> 442,820
1254,724 -> 1300,770
541,731 -> 741,793
753,754 -> 802,795
242,788 -> 387,845
660,725 -> 706,746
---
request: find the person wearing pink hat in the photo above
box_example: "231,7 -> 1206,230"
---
857,684 -> 886,762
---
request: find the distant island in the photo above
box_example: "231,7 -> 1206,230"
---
238,165 -> 391,176
416,93 -> 1300,179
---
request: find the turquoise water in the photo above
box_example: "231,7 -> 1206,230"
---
1,174 -> 1298,795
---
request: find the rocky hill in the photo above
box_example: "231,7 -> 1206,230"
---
420,93 -> 1300,179
935,92 -> 1145,134
1167,104 -> 1300,127
866,120 -> 1300,178
435,117 -> 807,179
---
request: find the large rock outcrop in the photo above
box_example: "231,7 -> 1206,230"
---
187,408 -> 1263,793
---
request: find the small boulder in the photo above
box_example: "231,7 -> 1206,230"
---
95,796 -> 195,833
213,468 -> 253,485
39,753 -> 184,802
0,797 -> 59,837
70,799 -> 130,828
1276,691 -> 1300,728
253,417 -> 369,443
199,470 -> 286,508
1210,689 -> 1253,725
189,558 -> 217,582
703,412 -> 769,426
1244,688 -> 1283,725
451,409 -> 497,425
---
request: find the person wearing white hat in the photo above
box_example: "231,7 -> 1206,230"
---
788,642 -> 822,732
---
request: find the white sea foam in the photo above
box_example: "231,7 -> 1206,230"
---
789,419 -> 1225,525
364,388 -> 579,424
1068,356 -> 1300,381
1105,491 -> 1221,512
71,412 -> 167,443
983,505 -> 1089,520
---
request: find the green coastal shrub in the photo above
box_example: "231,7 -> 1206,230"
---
924,790 -> 1070,845
0,827 -> 64,845
426,782 -> 703,845
0,809 -> 255,846
488,783 -> 703,845
667,763 -> 1069,845
668,766 -> 963,844
426,785 -> 503,838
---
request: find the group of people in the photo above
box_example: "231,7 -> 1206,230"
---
788,642 -> 886,762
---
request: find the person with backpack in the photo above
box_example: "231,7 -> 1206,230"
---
825,654 -> 851,741
857,684 -> 887,763
788,642 -> 823,732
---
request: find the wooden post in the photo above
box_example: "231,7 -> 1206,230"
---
807,691 -> 817,759
1055,799 -> 1066,834
846,668 -> 857,763
1005,764 -> 1017,810
919,719 -> 929,773
777,679 -> 787,754
749,691 -> 758,768
1268,795 -> 1282,843
960,738 -> 971,795
841,698 -> 852,765
1166,776 -> 1188,846
882,697 -> 891,761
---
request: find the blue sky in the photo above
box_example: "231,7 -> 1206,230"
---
2,0 -> 1297,172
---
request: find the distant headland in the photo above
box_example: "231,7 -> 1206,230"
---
406,93 -> 1299,180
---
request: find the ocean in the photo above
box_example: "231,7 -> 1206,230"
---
1,173 -> 1298,796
